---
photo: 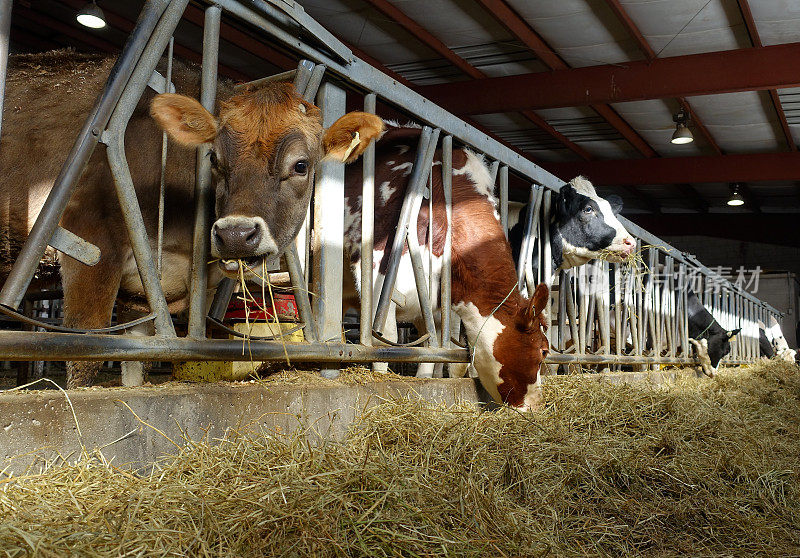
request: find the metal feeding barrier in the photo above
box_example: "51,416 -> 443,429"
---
0,0 -> 781,379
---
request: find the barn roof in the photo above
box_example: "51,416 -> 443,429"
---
8,0 -> 800,228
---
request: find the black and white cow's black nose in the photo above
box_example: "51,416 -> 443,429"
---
212,217 -> 265,258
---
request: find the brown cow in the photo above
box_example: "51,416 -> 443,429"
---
0,51 -> 383,387
343,124 -> 550,410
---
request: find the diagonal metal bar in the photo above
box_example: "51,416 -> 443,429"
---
372,126 -> 435,334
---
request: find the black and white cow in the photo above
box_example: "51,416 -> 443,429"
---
760,317 -> 797,363
758,320 -> 776,359
509,176 -> 636,273
687,291 -> 740,376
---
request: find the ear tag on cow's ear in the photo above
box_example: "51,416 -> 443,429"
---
341,131 -> 361,162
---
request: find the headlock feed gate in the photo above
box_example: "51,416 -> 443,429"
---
0,0 -> 782,380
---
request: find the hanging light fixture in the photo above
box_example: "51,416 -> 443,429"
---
671,109 -> 694,144
727,183 -> 745,207
77,1 -> 107,29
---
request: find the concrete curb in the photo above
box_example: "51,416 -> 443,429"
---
0,378 -> 480,475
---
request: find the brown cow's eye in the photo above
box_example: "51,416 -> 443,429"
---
209,151 -> 219,168
293,160 -> 309,175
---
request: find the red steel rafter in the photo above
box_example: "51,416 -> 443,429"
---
360,0 -> 592,160
473,0 -> 656,158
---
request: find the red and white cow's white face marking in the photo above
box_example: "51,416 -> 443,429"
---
457,284 -> 550,410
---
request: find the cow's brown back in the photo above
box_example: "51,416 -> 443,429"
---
0,50 -> 231,307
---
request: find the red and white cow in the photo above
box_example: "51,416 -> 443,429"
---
343,124 -> 550,410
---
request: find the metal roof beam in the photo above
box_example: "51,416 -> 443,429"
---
359,0 -> 592,159
418,42 -> 800,114
473,0 -> 656,158
544,151 -> 800,186
737,0 -> 797,151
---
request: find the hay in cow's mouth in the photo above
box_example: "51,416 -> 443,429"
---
219,256 -> 264,273
2,361 -> 800,556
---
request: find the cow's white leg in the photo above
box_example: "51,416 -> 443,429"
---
448,363 -> 469,378
118,309 -> 155,386
372,301 -> 397,373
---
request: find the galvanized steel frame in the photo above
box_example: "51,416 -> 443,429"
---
0,0 -> 782,372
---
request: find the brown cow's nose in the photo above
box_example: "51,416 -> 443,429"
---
213,221 -> 263,256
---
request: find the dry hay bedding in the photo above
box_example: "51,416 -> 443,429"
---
2,362 -> 800,557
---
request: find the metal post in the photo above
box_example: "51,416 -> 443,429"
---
188,5 -> 220,338
157,37 -> 174,276
0,0 -> 169,309
499,165 -> 508,237
0,0 -> 13,142
440,135 -> 453,346
312,82 -> 346,377
359,93 -> 376,347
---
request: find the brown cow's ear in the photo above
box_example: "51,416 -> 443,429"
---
150,94 -> 218,147
517,283 -> 550,332
322,112 -> 385,163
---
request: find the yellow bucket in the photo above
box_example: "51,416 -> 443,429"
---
173,322 -> 304,381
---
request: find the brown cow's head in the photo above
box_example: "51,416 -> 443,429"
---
151,83 -> 384,274
462,283 -> 550,411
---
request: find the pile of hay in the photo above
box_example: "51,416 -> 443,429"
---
2,361 -> 799,556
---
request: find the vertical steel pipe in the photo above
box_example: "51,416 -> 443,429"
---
157,37 -> 174,276
359,93 -> 376,347
312,82 -> 346,377
440,135 -> 453,346
499,165 -> 508,237
187,5 -> 220,338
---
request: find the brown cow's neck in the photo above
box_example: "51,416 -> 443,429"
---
449,193 -> 522,320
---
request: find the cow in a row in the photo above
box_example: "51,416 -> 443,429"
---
758,318 -> 798,363
508,177 -> 636,277
343,124 -> 550,410
0,51 -> 383,387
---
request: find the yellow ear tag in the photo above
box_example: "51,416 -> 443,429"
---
341,131 -> 361,161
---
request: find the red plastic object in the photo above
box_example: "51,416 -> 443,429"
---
225,293 -> 299,322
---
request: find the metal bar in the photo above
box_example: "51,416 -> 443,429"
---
0,329 -> 702,365
49,226 -> 100,267
187,5 -> 220,338
234,69 -> 297,91
499,165 -> 508,237
312,82 -> 346,378
404,129 -> 442,345
523,186 -> 544,295
541,190 -> 553,341
208,278 -> 236,321
285,244 -> 318,342
440,135 -> 453,346
599,261 -> 610,355
0,0 -> 169,309
0,0 -> 12,141
359,93 -> 377,347
157,37 -> 174,276
372,126 -> 434,334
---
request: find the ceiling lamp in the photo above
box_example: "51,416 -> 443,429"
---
671,109 -> 694,144
727,183 -> 745,207
77,1 -> 106,29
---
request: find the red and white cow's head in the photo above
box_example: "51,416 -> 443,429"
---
464,283 -> 550,410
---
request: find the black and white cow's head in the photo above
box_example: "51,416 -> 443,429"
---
550,177 -> 636,269
765,316 -> 797,363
